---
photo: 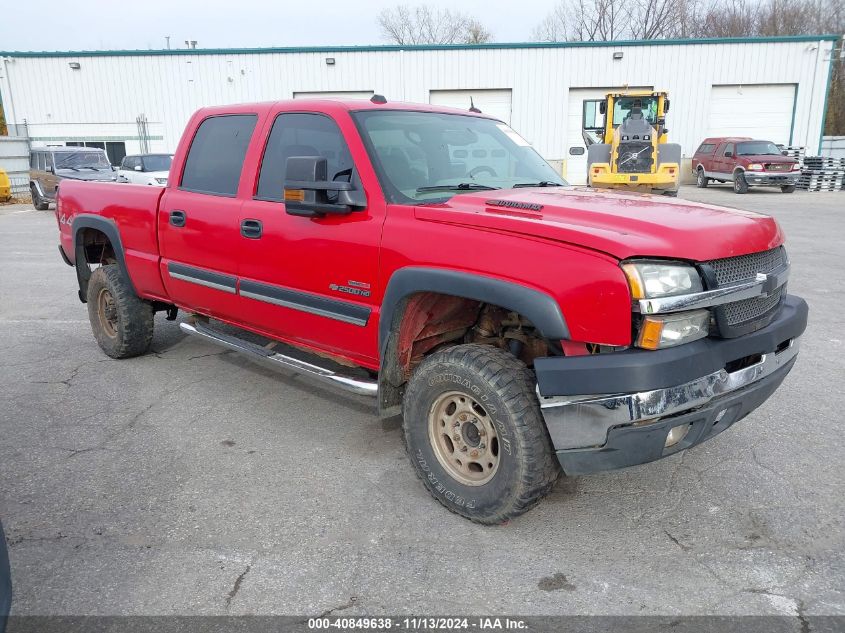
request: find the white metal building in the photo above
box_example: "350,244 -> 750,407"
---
0,35 -> 837,184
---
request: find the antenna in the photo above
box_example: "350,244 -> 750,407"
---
469,97 -> 481,113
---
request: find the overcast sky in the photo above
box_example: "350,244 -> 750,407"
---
0,0 -> 560,52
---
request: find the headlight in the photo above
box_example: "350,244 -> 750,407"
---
747,163 -> 763,171
622,262 -> 703,299
791,164 -> 801,171
638,310 -> 709,350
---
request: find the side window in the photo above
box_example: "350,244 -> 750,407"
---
256,113 -> 354,202
181,114 -> 258,197
30,153 -> 37,169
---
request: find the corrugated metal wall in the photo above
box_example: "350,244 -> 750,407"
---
0,39 -> 834,161
0,136 -> 31,194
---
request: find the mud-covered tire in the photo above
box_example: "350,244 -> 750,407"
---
402,344 -> 560,524
86,264 -> 154,358
696,168 -> 709,188
781,185 -> 796,193
733,171 -> 749,194
31,184 -> 49,211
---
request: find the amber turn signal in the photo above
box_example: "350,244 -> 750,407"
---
638,317 -> 664,350
284,188 -> 305,202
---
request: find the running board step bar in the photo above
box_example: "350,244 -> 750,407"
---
179,322 -> 378,398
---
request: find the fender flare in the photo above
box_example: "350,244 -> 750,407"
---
71,214 -> 135,302
379,267 -> 569,355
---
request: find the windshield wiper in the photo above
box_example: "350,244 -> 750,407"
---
512,181 -> 565,188
416,183 -> 499,193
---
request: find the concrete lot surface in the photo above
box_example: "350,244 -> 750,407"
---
0,186 -> 843,617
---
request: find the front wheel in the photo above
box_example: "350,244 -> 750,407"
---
402,344 -> 560,524
733,171 -> 749,194
781,185 -> 796,193
31,184 -> 49,211
696,168 -> 709,188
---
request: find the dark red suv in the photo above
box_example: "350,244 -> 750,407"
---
692,137 -> 800,194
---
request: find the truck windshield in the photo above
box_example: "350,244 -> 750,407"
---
736,141 -> 782,156
54,151 -> 112,170
142,155 -> 173,172
352,111 -> 565,203
613,96 -> 658,126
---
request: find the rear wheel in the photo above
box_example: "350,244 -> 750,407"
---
30,184 -> 49,210
86,264 -> 154,358
733,171 -> 749,194
696,168 -> 709,188
781,185 -> 796,193
402,344 -> 560,524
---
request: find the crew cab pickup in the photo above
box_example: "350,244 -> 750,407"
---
55,98 -> 808,523
692,137 -> 801,194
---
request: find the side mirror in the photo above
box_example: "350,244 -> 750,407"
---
283,156 -> 366,217
782,150 -> 789,156
724,151 -> 733,158
134,165 -> 143,172
664,99 -> 670,113
599,102 -> 606,115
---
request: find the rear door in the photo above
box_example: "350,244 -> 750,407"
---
158,113 -> 261,321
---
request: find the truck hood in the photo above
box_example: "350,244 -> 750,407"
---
414,186 -> 783,261
57,170 -> 117,182
739,155 -> 797,166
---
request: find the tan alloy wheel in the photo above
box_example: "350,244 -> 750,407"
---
97,287 -> 118,338
428,390 -> 500,486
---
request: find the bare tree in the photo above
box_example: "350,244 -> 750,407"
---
532,0 -> 626,41
629,0 -> 681,39
378,5 -> 493,45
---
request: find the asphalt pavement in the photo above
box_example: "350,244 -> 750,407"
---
0,186 -> 842,617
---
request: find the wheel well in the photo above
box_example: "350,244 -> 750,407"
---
78,228 -> 117,266
377,291 -> 558,418
74,228 -> 118,301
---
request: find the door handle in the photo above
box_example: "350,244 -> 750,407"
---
240,219 -> 263,239
169,209 -> 186,227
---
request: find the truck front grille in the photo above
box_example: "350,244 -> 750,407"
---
704,246 -> 787,337
709,246 -> 786,285
616,142 -> 654,173
723,285 -> 785,326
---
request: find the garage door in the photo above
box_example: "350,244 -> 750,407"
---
707,85 -> 796,145
429,89 -> 512,124
293,91 -> 374,100
566,86 -> 652,185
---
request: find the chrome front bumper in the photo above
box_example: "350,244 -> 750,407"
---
538,336 -> 800,452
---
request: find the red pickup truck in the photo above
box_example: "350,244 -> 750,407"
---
692,137 -> 801,194
55,98 -> 807,523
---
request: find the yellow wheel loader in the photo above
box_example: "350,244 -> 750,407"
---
583,91 -> 681,196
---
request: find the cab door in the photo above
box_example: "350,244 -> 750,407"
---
158,113 -> 260,322
236,106 -> 385,367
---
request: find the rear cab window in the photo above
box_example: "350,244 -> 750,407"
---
180,114 -> 258,197
695,143 -> 716,155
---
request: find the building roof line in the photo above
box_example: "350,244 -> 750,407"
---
0,34 -> 839,58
